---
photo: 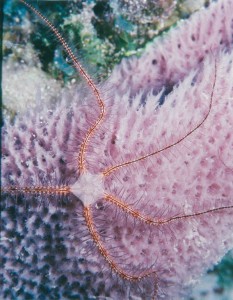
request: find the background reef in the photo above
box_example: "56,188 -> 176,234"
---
3,0 -> 212,81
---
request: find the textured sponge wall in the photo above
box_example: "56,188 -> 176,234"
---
110,0 -> 233,98
1,0 -> 233,299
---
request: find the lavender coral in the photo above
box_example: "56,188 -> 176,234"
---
1,0 -> 233,299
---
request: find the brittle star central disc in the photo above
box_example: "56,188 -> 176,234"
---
70,172 -> 104,206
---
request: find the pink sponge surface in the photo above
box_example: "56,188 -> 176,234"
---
110,0 -> 233,97
1,0 -> 233,299
85,51 -> 233,298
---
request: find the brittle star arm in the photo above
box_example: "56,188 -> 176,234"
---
83,205 -> 158,300
104,193 -> 233,225
2,185 -> 71,196
19,0 -> 106,174
102,61 -> 217,177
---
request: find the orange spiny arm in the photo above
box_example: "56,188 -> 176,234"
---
2,185 -> 71,196
83,205 -> 158,299
102,60 -> 217,177
19,0 -> 105,173
104,193 -> 233,225
78,103 -> 105,173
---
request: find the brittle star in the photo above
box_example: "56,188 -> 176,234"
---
3,0 -> 233,299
